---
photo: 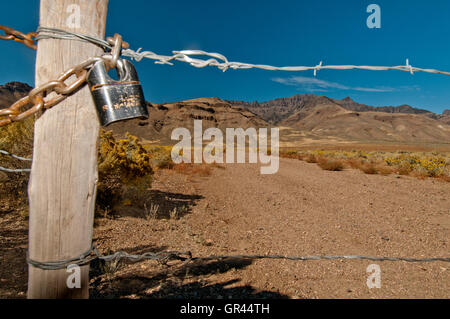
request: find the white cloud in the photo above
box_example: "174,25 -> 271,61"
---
272,76 -> 397,93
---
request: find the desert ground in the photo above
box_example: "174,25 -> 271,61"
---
1,155 -> 448,299
1,84 -> 449,298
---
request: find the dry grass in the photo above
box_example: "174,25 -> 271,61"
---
317,157 -> 344,171
0,118 -> 35,217
145,145 -> 174,169
0,117 -> 34,157
280,149 -> 450,182
360,163 -> 378,175
345,158 -> 363,169
305,154 -> 318,163
374,165 -> 393,176
0,121 -> 222,220
143,202 -> 160,220
281,150 -> 305,161
172,163 -> 213,177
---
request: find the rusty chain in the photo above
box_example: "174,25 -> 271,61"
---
0,25 -> 37,50
0,25 -> 128,127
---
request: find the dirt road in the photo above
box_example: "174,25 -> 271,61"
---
91,158 -> 449,299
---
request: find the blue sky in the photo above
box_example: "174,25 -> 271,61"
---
1,0 -> 450,113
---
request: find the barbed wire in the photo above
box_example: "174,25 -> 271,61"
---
0,150 -> 32,162
0,149 -> 32,173
2,26 -> 450,128
35,27 -> 450,76
0,166 -> 31,173
26,244 -> 450,271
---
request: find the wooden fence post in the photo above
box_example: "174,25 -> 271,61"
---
27,0 -> 108,299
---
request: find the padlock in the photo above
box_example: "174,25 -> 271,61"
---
87,59 -> 149,127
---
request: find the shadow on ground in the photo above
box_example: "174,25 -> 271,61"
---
90,256 -> 288,299
117,189 -> 204,220
0,207 -> 28,299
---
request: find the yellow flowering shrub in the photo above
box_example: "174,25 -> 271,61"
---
281,149 -> 450,181
145,145 -> 174,169
0,117 -> 34,157
97,130 -> 154,212
385,154 -> 447,177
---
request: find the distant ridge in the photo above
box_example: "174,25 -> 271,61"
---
228,94 -> 436,124
1,82 -> 449,144
229,94 -> 450,143
108,97 -> 269,144
0,82 -> 33,109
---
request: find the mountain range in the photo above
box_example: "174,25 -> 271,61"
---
228,95 -> 449,123
0,82 -> 33,109
1,82 -> 449,145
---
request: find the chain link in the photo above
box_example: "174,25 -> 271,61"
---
0,25 -> 37,50
0,26 -> 125,127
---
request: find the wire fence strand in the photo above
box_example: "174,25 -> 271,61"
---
0,166 -> 31,173
0,150 -> 32,162
35,27 -> 450,76
26,244 -> 450,271
0,150 -> 32,173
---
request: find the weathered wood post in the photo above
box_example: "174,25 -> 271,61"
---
28,0 -> 108,299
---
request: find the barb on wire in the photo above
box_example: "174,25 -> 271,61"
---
124,48 -> 450,77
27,244 -> 450,271
33,28 -> 450,76
2,26 -> 450,128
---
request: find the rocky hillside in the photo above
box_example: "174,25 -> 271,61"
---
229,95 -> 450,143
228,95 -> 437,124
108,97 -> 269,144
438,110 -> 450,125
1,81 -> 449,144
280,102 -> 450,143
0,82 -> 32,109
109,96 -> 450,144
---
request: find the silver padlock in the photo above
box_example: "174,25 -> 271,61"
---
87,59 -> 149,127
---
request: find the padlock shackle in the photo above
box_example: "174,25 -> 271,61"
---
88,59 -> 130,84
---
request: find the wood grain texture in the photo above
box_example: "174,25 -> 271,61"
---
28,0 -> 108,299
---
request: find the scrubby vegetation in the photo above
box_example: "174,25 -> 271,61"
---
96,130 -> 155,215
0,119 -> 175,218
316,157 -> 344,171
0,119 -> 34,218
280,149 -> 450,181
144,145 -> 174,169
0,119 -> 223,220
0,117 -> 34,157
